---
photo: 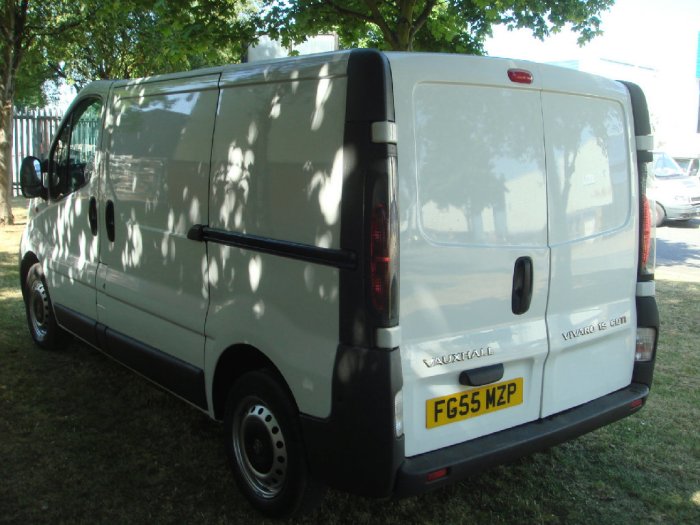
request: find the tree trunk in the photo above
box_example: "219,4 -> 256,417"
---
0,99 -> 14,226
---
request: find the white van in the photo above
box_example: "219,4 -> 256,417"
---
19,50 -> 659,517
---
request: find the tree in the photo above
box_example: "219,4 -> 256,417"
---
53,0 -> 257,89
0,0 -> 255,227
261,0 -> 614,53
0,1 -> 85,226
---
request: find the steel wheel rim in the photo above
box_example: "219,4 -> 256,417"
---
29,280 -> 50,341
232,398 -> 288,500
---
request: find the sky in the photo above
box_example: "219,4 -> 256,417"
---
484,0 -> 700,153
484,0 -> 700,76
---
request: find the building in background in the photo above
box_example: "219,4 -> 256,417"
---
247,35 -> 338,62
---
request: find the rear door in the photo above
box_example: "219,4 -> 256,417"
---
388,55 -> 550,457
539,71 -> 638,416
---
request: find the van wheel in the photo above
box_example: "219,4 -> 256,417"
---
654,203 -> 666,227
24,263 -> 66,350
224,370 -> 324,518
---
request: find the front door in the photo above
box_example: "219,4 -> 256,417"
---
43,96 -> 105,335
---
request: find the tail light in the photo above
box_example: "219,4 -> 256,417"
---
370,204 -> 390,311
368,157 -> 399,327
639,164 -> 656,279
635,327 -> 656,361
641,195 -> 652,269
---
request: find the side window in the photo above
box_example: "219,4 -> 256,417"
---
50,98 -> 102,200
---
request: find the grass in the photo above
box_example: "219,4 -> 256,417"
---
1,197 -> 699,524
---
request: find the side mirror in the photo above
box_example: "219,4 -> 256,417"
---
20,156 -> 46,199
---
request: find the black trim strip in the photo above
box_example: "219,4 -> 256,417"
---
54,303 -> 99,347
189,225 -> 357,270
100,326 -> 208,410
52,304 -> 207,410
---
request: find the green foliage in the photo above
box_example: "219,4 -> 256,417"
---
56,0 -> 257,87
13,48 -> 55,108
260,0 -> 614,53
1,1 -> 88,108
3,1 -> 257,104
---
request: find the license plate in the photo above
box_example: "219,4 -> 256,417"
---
426,378 -> 524,429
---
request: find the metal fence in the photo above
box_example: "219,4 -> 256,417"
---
12,109 -> 62,195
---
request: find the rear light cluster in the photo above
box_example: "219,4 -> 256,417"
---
641,195 -> 652,268
370,204 -> 391,311
640,194 -> 656,277
635,327 -> 656,361
368,158 -> 399,327
638,161 -> 656,278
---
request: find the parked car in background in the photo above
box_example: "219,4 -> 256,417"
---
673,155 -> 699,177
649,152 -> 700,226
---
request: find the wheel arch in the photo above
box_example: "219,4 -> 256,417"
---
19,252 -> 40,300
211,343 -> 296,421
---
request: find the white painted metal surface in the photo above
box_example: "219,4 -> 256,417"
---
96,74 -> 220,369
539,70 -> 638,416
23,82 -> 112,327
387,54 -> 550,456
387,53 -> 638,456
205,56 -> 349,418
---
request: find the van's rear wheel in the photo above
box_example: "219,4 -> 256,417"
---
24,263 -> 66,350
224,370 -> 324,518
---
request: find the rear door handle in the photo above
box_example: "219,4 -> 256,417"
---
105,200 -> 115,242
512,256 -> 533,315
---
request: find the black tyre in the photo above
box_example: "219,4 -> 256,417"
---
24,262 -> 67,350
224,370 -> 324,518
654,202 -> 665,227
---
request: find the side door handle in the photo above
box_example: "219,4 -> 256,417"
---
89,197 -> 98,236
105,200 -> 115,242
512,256 -> 533,315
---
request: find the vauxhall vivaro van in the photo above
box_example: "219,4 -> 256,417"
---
19,49 -> 659,517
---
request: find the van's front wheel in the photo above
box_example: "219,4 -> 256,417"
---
24,263 -> 66,350
224,370 -> 324,518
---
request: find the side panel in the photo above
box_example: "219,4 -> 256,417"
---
97,75 -> 219,370
388,55 -> 550,457
206,63 -> 347,418
541,85 -> 638,416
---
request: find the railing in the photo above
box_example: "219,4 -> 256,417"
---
12,109 -> 62,195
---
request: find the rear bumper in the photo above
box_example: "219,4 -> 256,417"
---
302,344 -> 650,499
393,382 -> 649,497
